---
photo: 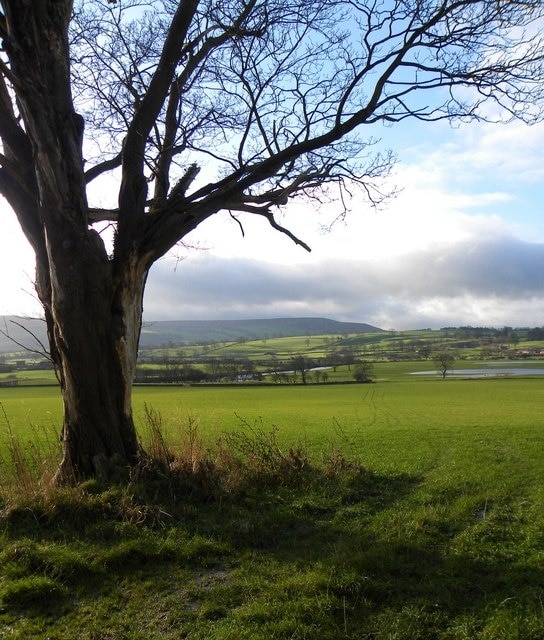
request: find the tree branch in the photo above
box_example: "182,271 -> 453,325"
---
85,152 -> 122,183
0,319 -> 54,366
252,209 -> 311,252
88,207 -> 119,223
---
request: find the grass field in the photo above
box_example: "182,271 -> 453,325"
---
0,367 -> 543,638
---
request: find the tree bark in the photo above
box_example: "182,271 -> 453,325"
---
0,0 -> 149,481
37,229 -> 146,481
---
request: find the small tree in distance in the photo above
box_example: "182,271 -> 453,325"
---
353,361 -> 375,383
434,352 -> 456,380
291,354 -> 313,385
0,1 -> 543,480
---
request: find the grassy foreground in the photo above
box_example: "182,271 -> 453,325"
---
0,373 -> 543,638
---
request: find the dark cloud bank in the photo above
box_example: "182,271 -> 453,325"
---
143,236 -> 544,329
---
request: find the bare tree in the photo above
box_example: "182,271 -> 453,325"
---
0,0 -> 543,480
434,351 -> 456,379
291,354 -> 314,385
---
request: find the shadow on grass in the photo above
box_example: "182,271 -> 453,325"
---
0,435 -> 543,638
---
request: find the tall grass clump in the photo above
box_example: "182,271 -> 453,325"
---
0,403 -> 61,506
135,404 -> 360,506
0,402 -> 364,530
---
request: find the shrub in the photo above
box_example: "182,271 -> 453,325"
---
353,361 -> 374,383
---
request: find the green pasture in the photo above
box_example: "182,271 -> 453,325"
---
1,366 -> 543,477
2,363 -> 543,506
154,330 -> 401,361
1,367 -> 544,638
0,370 -> 57,386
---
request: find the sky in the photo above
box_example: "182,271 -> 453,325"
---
1,116 -> 544,330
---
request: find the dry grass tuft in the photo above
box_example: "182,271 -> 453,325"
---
136,409 -> 346,502
0,404 -> 365,527
0,403 -> 61,507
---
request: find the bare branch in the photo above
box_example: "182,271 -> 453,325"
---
85,153 -> 122,183
5,0 -> 544,287
229,211 -> 245,238
0,318 -> 54,365
253,209 -> 311,252
88,207 -> 119,223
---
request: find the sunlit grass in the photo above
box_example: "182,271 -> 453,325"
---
0,373 -> 543,637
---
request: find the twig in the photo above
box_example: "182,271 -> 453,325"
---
0,318 -> 54,365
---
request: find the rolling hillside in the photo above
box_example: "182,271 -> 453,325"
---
0,316 -> 383,353
139,317 -> 383,346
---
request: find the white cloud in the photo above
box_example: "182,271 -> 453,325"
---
2,118 -> 544,330
144,231 -> 544,328
0,209 -> 40,316
455,122 -> 544,184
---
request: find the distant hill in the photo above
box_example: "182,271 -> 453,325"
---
0,316 -> 383,353
139,317 -> 383,347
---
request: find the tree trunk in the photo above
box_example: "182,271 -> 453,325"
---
0,2 -> 150,482
37,225 -> 147,482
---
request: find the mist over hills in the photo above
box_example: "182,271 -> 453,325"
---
0,316 -> 383,353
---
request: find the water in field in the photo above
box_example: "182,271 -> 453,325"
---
411,367 -> 544,378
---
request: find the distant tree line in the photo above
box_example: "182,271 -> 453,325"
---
443,326 -> 544,342
526,327 -> 544,341
134,351 -> 377,385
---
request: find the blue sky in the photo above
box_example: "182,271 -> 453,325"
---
142,116 -> 544,329
1,115 -> 544,330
